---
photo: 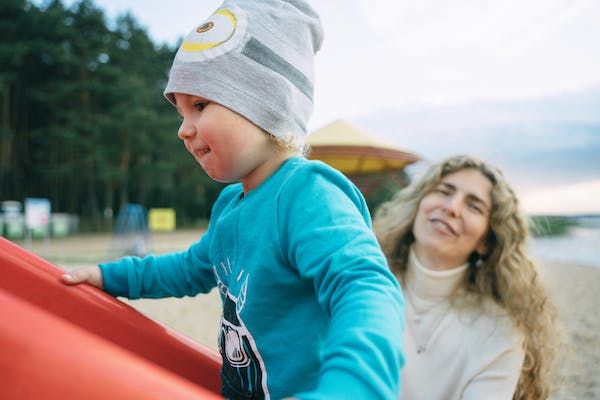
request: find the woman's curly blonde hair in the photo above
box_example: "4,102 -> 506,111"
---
374,154 -> 560,400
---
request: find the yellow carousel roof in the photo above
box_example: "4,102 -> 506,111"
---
307,120 -> 419,175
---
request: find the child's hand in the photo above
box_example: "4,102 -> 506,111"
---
62,266 -> 103,289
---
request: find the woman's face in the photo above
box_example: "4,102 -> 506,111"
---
413,168 -> 493,270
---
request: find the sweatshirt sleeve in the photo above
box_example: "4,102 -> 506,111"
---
99,235 -> 215,299
99,185 -> 239,299
278,166 -> 405,400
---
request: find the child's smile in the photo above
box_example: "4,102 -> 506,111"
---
173,92 -> 292,192
193,145 -> 211,159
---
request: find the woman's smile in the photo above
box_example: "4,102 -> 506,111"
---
429,218 -> 457,236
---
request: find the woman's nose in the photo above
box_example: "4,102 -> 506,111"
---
178,120 -> 196,140
443,195 -> 462,217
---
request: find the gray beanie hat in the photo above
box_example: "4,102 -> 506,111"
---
164,0 -> 323,145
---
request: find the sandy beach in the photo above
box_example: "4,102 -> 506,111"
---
21,229 -> 600,399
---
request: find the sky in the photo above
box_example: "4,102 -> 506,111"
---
54,0 -> 600,126
43,0 -> 600,213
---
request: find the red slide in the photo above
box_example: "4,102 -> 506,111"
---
0,237 -> 222,399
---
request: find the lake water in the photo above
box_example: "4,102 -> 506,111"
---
528,220 -> 600,268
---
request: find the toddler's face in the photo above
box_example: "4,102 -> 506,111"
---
174,93 -> 277,192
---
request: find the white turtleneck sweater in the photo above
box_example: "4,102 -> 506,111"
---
400,248 -> 525,400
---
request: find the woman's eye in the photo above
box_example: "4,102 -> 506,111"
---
435,188 -> 451,196
468,203 -> 483,214
194,102 -> 207,111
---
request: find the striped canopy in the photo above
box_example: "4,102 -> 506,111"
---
307,120 -> 419,175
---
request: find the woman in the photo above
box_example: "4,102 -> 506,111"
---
374,155 -> 559,400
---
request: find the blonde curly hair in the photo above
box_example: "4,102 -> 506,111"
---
267,132 -> 308,156
374,154 -> 560,400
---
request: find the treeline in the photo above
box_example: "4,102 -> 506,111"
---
0,0 -> 224,230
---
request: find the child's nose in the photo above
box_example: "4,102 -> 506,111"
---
178,120 -> 196,140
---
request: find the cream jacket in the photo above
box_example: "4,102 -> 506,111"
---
400,249 -> 525,400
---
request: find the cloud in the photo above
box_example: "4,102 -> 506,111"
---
520,180 -> 600,214
356,86 -> 600,193
358,0 -> 592,56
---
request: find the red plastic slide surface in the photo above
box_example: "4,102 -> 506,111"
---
0,237 -> 222,399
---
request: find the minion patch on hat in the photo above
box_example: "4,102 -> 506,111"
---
175,5 -> 248,63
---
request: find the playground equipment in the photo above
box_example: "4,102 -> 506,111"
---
0,237 -> 222,399
110,203 -> 151,257
148,208 -> 176,232
308,120 -> 419,175
307,120 -> 419,195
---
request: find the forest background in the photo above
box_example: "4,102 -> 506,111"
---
1,0 -> 226,230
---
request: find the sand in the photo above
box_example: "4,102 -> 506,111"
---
539,261 -> 600,399
21,229 -> 600,399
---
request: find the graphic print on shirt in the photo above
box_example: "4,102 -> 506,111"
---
214,259 -> 269,399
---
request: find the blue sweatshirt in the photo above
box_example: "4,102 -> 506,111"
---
100,157 -> 404,399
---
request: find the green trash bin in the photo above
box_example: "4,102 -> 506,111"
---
51,213 -> 70,237
31,226 -> 48,239
4,215 -> 25,239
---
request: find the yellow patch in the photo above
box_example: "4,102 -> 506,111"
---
180,9 -> 237,53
